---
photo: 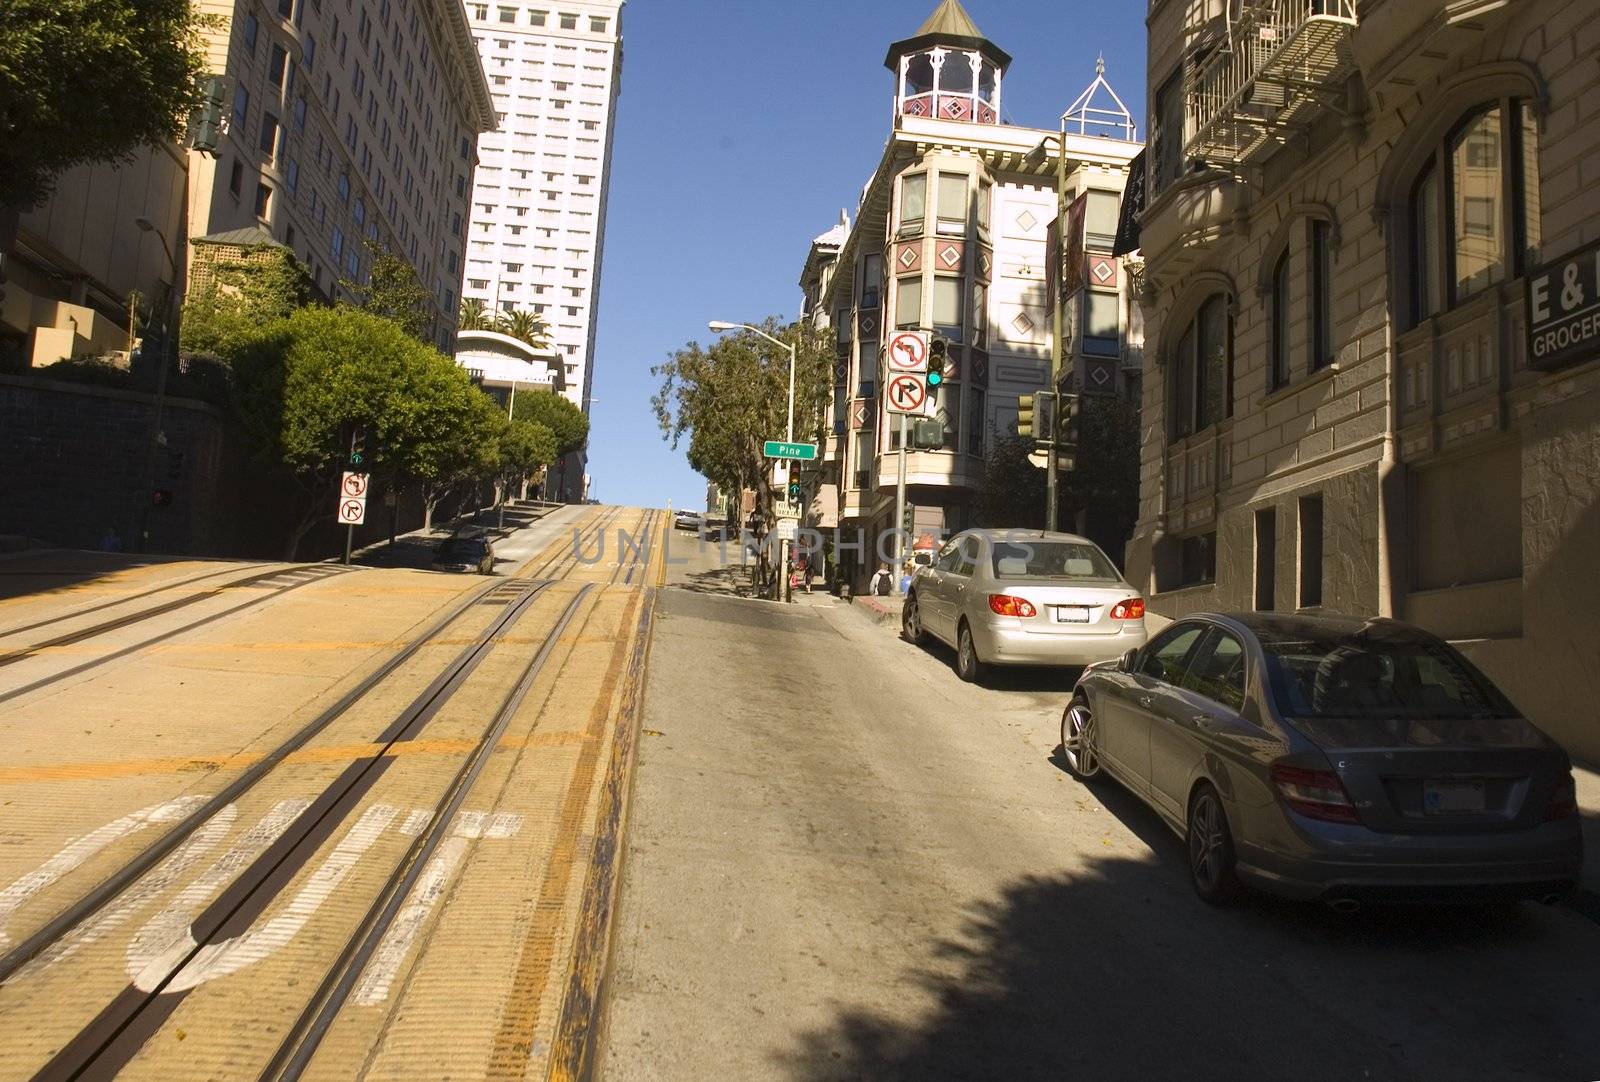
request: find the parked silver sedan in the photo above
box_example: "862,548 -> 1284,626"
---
1063,612 -> 1583,907
902,530 -> 1148,681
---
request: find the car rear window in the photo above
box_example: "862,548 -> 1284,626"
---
1257,627 -> 1517,720
440,541 -> 486,558
989,541 -> 1119,581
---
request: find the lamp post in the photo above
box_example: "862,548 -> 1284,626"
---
134,216 -> 180,554
709,320 -> 797,602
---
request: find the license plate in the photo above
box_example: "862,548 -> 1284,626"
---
1422,779 -> 1486,814
1052,606 -> 1090,623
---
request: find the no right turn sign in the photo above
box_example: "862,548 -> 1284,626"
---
337,498 -> 367,526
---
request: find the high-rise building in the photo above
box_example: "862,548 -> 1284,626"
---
2,0 -> 496,361
459,0 -> 624,500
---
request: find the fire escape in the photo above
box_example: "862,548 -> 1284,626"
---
1185,0 -> 1359,165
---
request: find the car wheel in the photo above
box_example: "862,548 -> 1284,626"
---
901,593 -> 926,645
1187,784 -> 1244,906
955,621 -> 986,683
1060,696 -> 1101,781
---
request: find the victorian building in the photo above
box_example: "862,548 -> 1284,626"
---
2,0 -> 495,365
1127,0 -> 1600,758
798,0 -> 1144,584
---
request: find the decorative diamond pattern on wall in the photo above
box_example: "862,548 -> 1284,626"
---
939,96 -> 972,121
903,97 -> 930,118
851,401 -> 870,430
1089,363 -> 1112,387
1090,255 -> 1117,286
895,241 -> 921,273
937,242 -> 962,271
1012,311 -> 1036,336
976,248 -> 993,282
1015,209 -> 1038,233
858,311 -> 879,337
976,103 -> 996,124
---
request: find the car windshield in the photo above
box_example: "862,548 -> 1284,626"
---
989,540 -> 1120,582
1257,625 -> 1518,721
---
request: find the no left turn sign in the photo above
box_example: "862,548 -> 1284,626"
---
342,471 -> 370,498
888,331 -> 928,372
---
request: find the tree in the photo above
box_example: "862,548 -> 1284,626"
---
974,434 -> 1047,531
1060,394 -> 1141,566
229,306 -> 499,556
342,239 -> 434,343
653,319 -> 833,597
499,308 -> 550,350
458,298 -> 491,331
496,418 -> 557,500
511,388 -> 588,458
181,244 -> 314,356
0,0 -> 210,209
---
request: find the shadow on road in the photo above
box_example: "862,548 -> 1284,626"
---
775,845 -> 1596,1082
0,551 -> 219,606
353,502 -> 555,572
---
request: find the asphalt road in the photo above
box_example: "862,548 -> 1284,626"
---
602,538 -> 1600,1082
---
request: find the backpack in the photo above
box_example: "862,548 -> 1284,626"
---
874,573 -> 891,596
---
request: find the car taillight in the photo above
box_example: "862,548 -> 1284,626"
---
988,594 -> 1037,618
1110,598 -> 1145,620
1271,762 -> 1360,824
1547,772 -> 1578,821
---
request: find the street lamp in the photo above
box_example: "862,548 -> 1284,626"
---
710,320 -> 799,601
134,216 -> 180,554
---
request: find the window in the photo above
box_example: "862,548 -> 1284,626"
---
861,253 -> 882,309
337,173 -> 350,202
258,113 -> 281,159
269,44 -> 289,91
286,157 -> 299,193
560,12 -> 577,29
293,96 -> 306,130
1179,532 -> 1217,588
900,173 -> 926,230
1450,107 -> 1502,299
1170,294 -> 1231,438
932,277 -> 962,339
232,84 -> 250,130
1184,630 -> 1246,712
977,180 -> 991,231
1084,291 -> 1120,356
1152,72 -> 1183,195
936,172 -> 967,234
589,15 -> 607,31
1411,162 -> 1442,323
1140,624 -> 1206,683
254,181 -> 273,219
1254,508 -> 1276,611
1298,495 -> 1324,609
228,159 -> 243,198
331,226 -> 345,261
971,282 -> 987,349
243,13 -> 259,52
497,5 -> 514,20
529,9 -> 545,24
1308,221 -> 1333,370
895,277 -> 922,329
1270,250 -> 1291,391
1085,190 -> 1120,249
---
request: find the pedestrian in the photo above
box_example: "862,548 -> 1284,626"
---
803,560 -> 816,594
869,563 -> 892,597
99,526 -> 122,553
898,560 -> 914,595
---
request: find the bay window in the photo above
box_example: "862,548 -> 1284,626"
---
895,276 -> 922,329
1170,294 -> 1231,439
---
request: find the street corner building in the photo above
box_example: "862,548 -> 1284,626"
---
1124,0 -> 1600,760
795,0 -> 1147,581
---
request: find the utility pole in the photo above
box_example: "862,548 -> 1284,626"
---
1047,113 -> 1068,534
894,412 -> 908,578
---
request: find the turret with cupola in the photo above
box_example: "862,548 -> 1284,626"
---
886,0 -> 1010,125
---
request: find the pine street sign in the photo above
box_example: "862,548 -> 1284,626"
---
763,441 -> 818,461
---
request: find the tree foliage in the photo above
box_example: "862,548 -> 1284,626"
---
500,418 -> 557,475
228,306 -> 498,555
342,240 -> 434,344
458,298 -> 491,331
180,245 -> 314,356
974,434 -> 1047,530
499,308 -> 550,350
511,388 -> 588,457
0,0 -> 211,207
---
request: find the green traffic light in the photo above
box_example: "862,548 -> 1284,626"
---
928,371 -> 943,386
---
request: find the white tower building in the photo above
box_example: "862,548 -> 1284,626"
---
459,0 -> 623,499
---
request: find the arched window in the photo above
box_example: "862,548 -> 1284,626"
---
1171,293 -> 1232,439
1269,251 -> 1291,392
939,51 -> 975,95
906,54 -> 935,97
1405,98 -> 1541,327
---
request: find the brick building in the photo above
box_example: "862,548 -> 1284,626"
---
1127,0 -> 1600,758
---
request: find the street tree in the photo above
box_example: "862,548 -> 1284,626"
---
652,319 -> 832,596
457,298 -> 491,332
181,242 -> 314,357
499,309 -> 551,350
342,240 -> 434,344
0,0 -> 210,210
229,305 -> 497,556
1059,394 -> 1141,564
497,418 -> 557,501
511,388 -> 588,457
974,434 -> 1047,531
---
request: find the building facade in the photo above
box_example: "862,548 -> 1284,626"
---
800,1 -> 1143,585
1128,0 -> 1600,758
459,0 -> 624,500
2,0 -> 495,365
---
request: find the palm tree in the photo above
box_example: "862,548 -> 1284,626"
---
500,308 -> 551,351
458,297 -> 490,331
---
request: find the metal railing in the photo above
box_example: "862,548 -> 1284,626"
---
1186,0 -> 1357,162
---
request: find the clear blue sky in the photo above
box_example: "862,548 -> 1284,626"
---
585,1 -> 1147,510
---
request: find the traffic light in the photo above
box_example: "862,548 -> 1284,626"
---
1058,393 -> 1081,454
910,417 -> 944,450
348,424 -> 368,468
189,75 -> 228,155
151,489 -> 174,509
926,337 -> 948,390
787,478 -> 802,502
1017,394 -> 1035,439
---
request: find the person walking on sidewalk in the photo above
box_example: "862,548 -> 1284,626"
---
869,563 -> 892,597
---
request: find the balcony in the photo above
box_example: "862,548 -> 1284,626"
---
1186,0 -> 1358,165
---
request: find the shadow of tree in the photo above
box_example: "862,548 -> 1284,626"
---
775,852 -> 1598,1082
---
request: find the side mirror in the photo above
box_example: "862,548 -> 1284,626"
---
1118,648 -> 1139,674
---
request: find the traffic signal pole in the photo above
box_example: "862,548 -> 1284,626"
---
894,412 -> 908,577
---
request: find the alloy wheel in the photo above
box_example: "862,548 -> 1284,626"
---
902,596 -> 923,644
1061,701 -> 1100,779
956,625 -> 981,682
1186,787 -> 1241,904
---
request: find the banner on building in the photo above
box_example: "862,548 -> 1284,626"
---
1061,193 -> 1087,299
1113,149 -> 1146,257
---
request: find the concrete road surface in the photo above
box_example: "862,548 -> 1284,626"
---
603,537 -> 1600,1082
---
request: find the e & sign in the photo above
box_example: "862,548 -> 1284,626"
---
1526,238 -> 1600,373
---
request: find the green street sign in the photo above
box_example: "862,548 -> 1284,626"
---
763,440 -> 818,461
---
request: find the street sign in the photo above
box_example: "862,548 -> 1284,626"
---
886,373 -> 928,414
887,331 -> 929,372
774,517 -> 800,542
1526,236 -> 1600,373
341,471 -> 370,499
763,440 -> 818,460
337,497 -> 367,525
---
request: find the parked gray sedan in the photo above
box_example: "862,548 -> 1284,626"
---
1063,612 -> 1583,907
902,530 -> 1148,681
